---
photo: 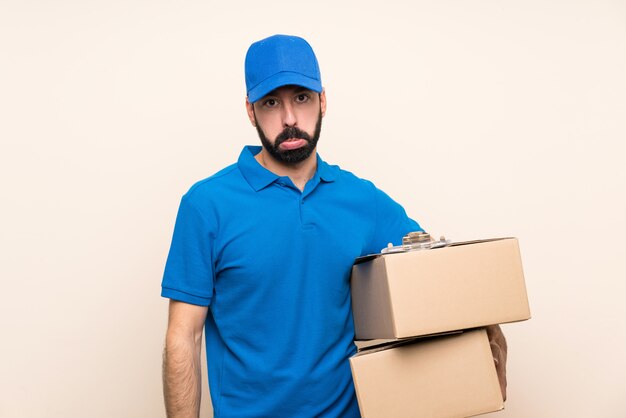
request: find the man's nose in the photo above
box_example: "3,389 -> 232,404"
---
281,102 -> 297,127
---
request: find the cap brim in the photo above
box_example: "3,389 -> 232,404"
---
248,72 -> 322,103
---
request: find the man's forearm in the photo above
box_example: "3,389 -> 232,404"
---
163,334 -> 202,418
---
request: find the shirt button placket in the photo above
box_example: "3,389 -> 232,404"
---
299,196 -> 306,227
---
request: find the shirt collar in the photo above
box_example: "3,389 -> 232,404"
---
238,145 -> 337,192
316,154 -> 337,183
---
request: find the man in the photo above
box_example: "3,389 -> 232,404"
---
161,34 -> 506,418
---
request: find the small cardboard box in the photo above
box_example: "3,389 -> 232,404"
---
350,329 -> 503,418
351,238 -> 530,340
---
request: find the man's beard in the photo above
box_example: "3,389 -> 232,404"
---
255,109 -> 322,165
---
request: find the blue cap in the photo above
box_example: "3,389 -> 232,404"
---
245,34 -> 322,103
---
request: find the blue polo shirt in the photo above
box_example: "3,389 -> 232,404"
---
162,146 -> 421,418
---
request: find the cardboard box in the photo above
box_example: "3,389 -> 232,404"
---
351,238 -> 530,340
350,329 -> 503,418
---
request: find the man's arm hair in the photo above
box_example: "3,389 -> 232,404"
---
163,300 -> 208,418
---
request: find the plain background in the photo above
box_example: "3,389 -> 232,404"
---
1,1 -> 624,417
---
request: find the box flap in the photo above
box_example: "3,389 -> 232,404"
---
354,330 -> 464,355
353,237 -> 515,265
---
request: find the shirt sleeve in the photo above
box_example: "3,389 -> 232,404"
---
365,185 -> 423,255
161,193 -> 215,306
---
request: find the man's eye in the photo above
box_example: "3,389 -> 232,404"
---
295,94 -> 309,103
264,98 -> 278,107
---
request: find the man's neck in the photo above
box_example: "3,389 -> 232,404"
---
254,149 -> 317,192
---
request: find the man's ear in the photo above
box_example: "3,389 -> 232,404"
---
320,89 -> 327,117
245,97 -> 256,127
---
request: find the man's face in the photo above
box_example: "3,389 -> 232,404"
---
246,85 -> 326,165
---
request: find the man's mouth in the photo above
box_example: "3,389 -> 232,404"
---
279,138 -> 308,150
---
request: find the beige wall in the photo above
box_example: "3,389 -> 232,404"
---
1,1 -> 625,417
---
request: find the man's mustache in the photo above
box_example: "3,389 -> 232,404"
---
275,127 -> 312,146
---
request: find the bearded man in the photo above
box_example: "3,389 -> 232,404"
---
161,34 -> 506,418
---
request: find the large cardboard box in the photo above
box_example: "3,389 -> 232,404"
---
351,238 -> 530,340
350,329 -> 503,418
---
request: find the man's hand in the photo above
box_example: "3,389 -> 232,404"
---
485,325 -> 507,401
163,300 -> 208,418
